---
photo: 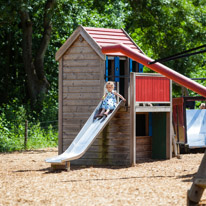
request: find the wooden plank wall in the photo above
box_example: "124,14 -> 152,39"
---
136,136 -> 152,159
62,35 -> 104,153
72,108 -> 131,166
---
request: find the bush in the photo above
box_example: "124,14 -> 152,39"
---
0,99 -> 58,152
0,119 -> 58,152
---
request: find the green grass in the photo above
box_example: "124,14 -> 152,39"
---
0,97 -> 58,153
0,120 -> 58,152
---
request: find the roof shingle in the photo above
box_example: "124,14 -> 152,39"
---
84,27 -> 142,56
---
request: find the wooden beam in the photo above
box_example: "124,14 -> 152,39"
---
130,72 -> 136,166
169,79 -> 173,159
51,162 -> 70,171
58,58 -> 63,155
187,150 -> 206,205
194,179 -> 206,189
135,106 -> 171,112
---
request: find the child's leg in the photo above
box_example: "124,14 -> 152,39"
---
99,108 -> 105,115
104,109 -> 110,115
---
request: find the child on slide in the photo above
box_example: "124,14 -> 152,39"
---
97,81 -> 126,118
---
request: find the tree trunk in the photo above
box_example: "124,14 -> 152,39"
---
20,10 -> 40,102
34,0 -> 57,94
20,0 -> 56,103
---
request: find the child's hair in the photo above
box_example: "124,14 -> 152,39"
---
105,81 -> 115,88
200,103 -> 205,109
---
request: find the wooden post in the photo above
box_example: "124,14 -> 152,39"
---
187,150 -> 206,205
169,79 -> 173,159
127,58 -> 131,107
172,132 -> 177,157
51,162 -> 70,172
130,72 -> 136,166
116,82 -> 120,103
58,58 -> 63,155
24,120 -> 28,150
124,59 -> 129,106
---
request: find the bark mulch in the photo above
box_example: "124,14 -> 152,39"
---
1,148 -> 206,206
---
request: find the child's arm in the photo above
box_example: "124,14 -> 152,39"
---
113,92 -> 126,101
102,93 -> 107,100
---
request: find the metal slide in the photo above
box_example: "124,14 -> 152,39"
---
46,100 -> 124,163
186,109 -> 206,147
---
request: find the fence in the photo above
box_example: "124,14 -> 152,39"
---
0,119 -> 58,152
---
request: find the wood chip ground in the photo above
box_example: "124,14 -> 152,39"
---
1,148 -> 206,206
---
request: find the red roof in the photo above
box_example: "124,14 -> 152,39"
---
84,27 -> 142,56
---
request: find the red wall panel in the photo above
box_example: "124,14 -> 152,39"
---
135,76 -> 170,102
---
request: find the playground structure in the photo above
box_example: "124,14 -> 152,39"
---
173,96 -> 206,153
187,150 -> 206,206
46,26 -> 206,168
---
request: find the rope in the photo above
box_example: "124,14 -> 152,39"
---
149,44 -> 206,64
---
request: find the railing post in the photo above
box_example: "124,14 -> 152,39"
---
24,120 -> 28,150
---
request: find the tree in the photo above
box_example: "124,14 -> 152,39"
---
126,0 -> 206,76
20,0 -> 56,103
0,0 -> 129,111
0,0 -> 57,105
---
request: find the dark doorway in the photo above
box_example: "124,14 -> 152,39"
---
119,60 -> 125,98
152,112 -> 167,159
136,114 -> 146,136
108,59 -> 114,81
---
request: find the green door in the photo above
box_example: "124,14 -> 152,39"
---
152,113 -> 166,159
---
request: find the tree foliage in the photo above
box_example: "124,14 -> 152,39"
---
127,0 -> 206,75
0,0 -> 129,107
126,0 -> 206,95
0,0 -> 205,115
0,0 -> 56,106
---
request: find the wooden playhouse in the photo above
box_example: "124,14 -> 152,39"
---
55,26 -> 172,166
